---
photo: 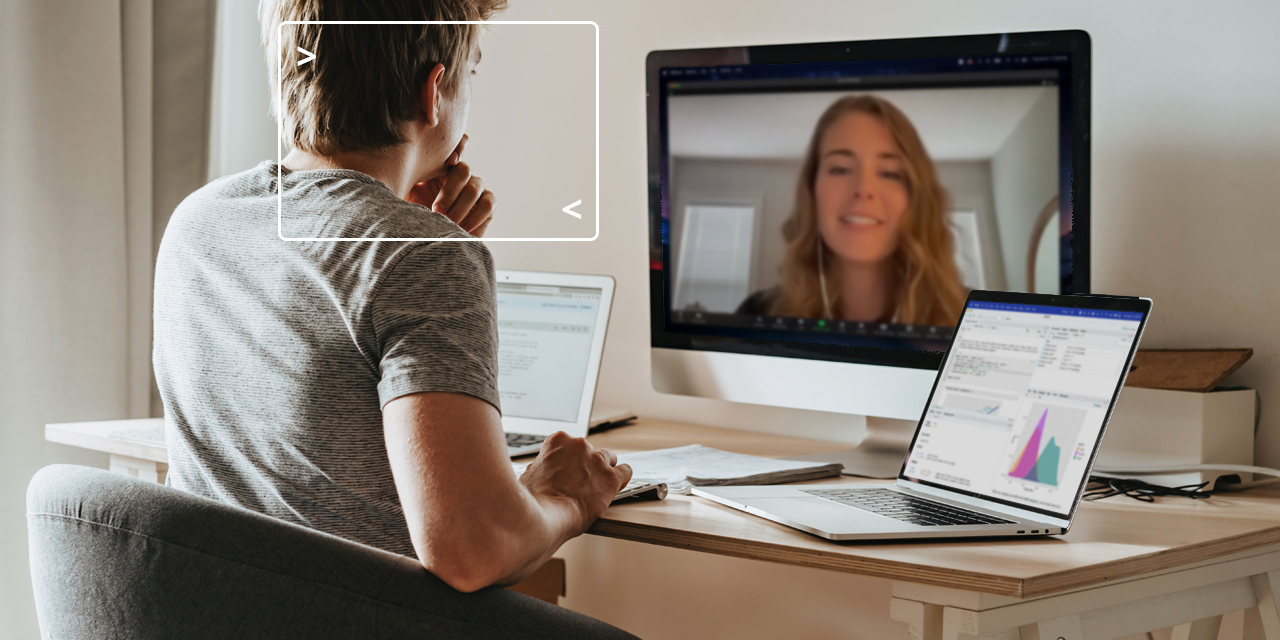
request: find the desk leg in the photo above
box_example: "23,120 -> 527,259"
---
1018,614 -> 1082,640
1170,615 -> 1223,640
891,597 -> 944,640
1253,571 -> 1280,639
1247,606 -> 1266,639
108,454 -> 167,484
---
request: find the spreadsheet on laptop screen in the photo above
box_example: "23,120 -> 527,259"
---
903,301 -> 1143,514
496,283 -> 602,423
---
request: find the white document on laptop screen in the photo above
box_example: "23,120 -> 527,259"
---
496,283 -> 601,423
904,301 -> 1143,514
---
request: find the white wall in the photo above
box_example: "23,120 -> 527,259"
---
937,161 -> 1008,290
991,88 -> 1059,293
668,86 -> 1049,161
671,157 -> 797,296
205,1 -> 1280,637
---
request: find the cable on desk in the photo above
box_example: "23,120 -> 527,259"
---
1084,476 -> 1211,503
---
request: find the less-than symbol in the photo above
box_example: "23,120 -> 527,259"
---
562,200 -> 583,219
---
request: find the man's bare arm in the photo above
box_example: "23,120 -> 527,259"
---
383,392 -> 631,592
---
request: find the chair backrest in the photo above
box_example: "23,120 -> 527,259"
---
26,464 -> 414,639
26,464 -> 638,640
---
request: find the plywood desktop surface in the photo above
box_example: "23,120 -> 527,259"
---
587,418 -> 1280,600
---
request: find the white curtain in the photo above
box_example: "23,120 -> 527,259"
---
208,0 -> 279,181
0,1 -> 214,636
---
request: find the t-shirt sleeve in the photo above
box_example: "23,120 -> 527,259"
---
370,240 -> 500,412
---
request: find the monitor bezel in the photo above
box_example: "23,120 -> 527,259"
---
646,30 -> 1093,372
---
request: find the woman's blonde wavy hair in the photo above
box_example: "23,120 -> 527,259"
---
771,95 -> 967,326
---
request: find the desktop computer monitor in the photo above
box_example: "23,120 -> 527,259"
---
646,31 -> 1092,474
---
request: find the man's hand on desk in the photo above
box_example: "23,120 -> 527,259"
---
519,431 -> 634,534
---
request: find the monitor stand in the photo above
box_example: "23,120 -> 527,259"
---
788,416 -> 918,479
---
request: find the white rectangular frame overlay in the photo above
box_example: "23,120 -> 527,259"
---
276,21 -> 600,241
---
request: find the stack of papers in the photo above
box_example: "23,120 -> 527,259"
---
514,445 -> 843,495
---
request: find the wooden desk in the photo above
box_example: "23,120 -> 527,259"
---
587,419 -> 1280,640
46,417 -> 168,483
49,417 -> 1280,639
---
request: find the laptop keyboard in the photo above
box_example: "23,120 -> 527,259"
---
506,432 -> 546,449
802,488 -> 1015,527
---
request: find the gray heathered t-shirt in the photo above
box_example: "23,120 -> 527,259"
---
153,160 -> 499,558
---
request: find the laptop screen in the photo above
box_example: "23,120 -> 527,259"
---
496,282 -> 603,423
902,300 -> 1145,517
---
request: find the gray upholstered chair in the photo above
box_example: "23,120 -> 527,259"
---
26,464 -> 637,639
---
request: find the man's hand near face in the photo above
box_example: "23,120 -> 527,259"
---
407,134 -> 496,237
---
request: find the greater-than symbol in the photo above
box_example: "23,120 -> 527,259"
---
562,200 -> 583,219
297,47 -> 316,67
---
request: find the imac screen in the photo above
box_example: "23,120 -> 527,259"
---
651,44 -> 1082,362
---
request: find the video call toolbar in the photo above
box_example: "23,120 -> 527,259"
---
671,309 -> 956,342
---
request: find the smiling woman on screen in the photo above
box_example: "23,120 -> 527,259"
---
737,95 -> 967,326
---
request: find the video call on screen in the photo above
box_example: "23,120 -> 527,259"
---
658,54 -> 1073,352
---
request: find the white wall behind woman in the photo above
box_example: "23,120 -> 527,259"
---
207,1 -> 1280,637
992,88 -> 1058,293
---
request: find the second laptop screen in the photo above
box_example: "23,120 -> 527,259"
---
496,283 -> 602,423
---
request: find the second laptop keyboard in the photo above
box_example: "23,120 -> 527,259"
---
802,488 -> 1014,526
506,433 -> 546,449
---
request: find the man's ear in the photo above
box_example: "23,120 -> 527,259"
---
419,63 -> 447,127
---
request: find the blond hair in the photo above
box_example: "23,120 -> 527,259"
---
260,0 -> 507,156
773,95 -> 967,326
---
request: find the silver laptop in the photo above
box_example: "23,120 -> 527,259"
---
694,292 -> 1152,540
494,270 -> 617,458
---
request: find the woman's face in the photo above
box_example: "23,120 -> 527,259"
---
814,112 -> 909,266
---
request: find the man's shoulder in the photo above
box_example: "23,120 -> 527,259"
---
169,162 -> 271,222
275,165 -> 465,242
160,161 -> 491,305
173,161 -> 468,243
